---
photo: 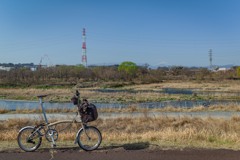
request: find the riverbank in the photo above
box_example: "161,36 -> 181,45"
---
2,104 -> 240,114
2,110 -> 240,121
1,80 -> 240,151
1,81 -> 240,103
1,116 -> 240,150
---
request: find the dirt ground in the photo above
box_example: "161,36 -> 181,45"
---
0,147 -> 240,160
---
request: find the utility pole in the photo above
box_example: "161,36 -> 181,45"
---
209,49 -> 212,70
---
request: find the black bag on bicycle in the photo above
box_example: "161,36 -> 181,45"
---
78,99 -> 98,123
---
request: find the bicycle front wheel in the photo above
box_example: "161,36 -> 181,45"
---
17,126 -> 42,152
76,126 -> 102,151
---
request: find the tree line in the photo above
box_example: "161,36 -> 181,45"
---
0,62 -> 239,87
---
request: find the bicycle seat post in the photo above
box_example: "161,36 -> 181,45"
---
38,95 -> 49,124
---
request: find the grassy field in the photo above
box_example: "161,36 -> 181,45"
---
1,80 -> 240,103
1,80 -> 240,150
1,115 -> 240,151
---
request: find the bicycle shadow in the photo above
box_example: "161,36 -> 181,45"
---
36,142 -> 150,152
100,142 -> 150,151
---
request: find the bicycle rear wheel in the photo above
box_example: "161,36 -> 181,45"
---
76,126 -> 102,151
17,126 -> 42,152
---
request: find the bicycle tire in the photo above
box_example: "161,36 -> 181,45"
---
76,126 -> 102,151
17,126 -> 42,152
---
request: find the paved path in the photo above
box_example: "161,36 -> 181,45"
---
0,148 -> 240,160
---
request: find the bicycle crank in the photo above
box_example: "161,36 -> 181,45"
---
45,129 -> 58,142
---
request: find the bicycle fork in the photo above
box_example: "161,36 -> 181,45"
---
74,124 -> 90,144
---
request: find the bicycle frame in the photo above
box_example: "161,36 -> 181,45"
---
36,95 -> 85,148
18,92 -> 102,151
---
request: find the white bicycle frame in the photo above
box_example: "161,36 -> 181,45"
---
37,94 -> 83,148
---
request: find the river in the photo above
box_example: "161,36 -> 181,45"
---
1,99 -> 240,121
1,99 -> 240,110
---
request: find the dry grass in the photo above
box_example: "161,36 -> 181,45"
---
99,104 -> 240,113
1,80 -> 240,103
0,108 -> 9,114
151,104 -> 240,112
0,108 -> 76,114
1,115 -> 240,150
126,81 -> 240,92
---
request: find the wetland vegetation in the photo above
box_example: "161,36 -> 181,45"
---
1,65 -> 240,150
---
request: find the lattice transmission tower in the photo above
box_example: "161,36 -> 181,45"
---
209,49 -> 212,70
82,28 -> 87,67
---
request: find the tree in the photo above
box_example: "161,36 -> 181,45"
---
118,61 -> 137,75
237,66 -> 240,77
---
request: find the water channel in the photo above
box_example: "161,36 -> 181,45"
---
1,87 -> 240,110
94,88 -> 240,97
1,99 -> 240,110
1,99 -> 240,120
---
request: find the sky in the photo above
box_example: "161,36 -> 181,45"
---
0,0 -> 240,67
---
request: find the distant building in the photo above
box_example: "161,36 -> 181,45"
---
0,66 -> 12,71
30,67 -> 37,71
0,63 -> 38,71
217,68 -> 228,72
212,67 -> 231,72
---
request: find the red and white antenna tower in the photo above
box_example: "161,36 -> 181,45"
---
82,28 -> 87,67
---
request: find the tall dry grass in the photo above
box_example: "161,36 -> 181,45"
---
126,81 -> 240,92
1,115 -> 240,149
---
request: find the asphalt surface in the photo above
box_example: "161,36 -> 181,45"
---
0,147 -> 240,160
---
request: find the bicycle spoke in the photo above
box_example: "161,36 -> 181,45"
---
77,126 -> 102,151
17,127 -> 42,152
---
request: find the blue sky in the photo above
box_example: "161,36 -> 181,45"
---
0,0 -> 240,67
